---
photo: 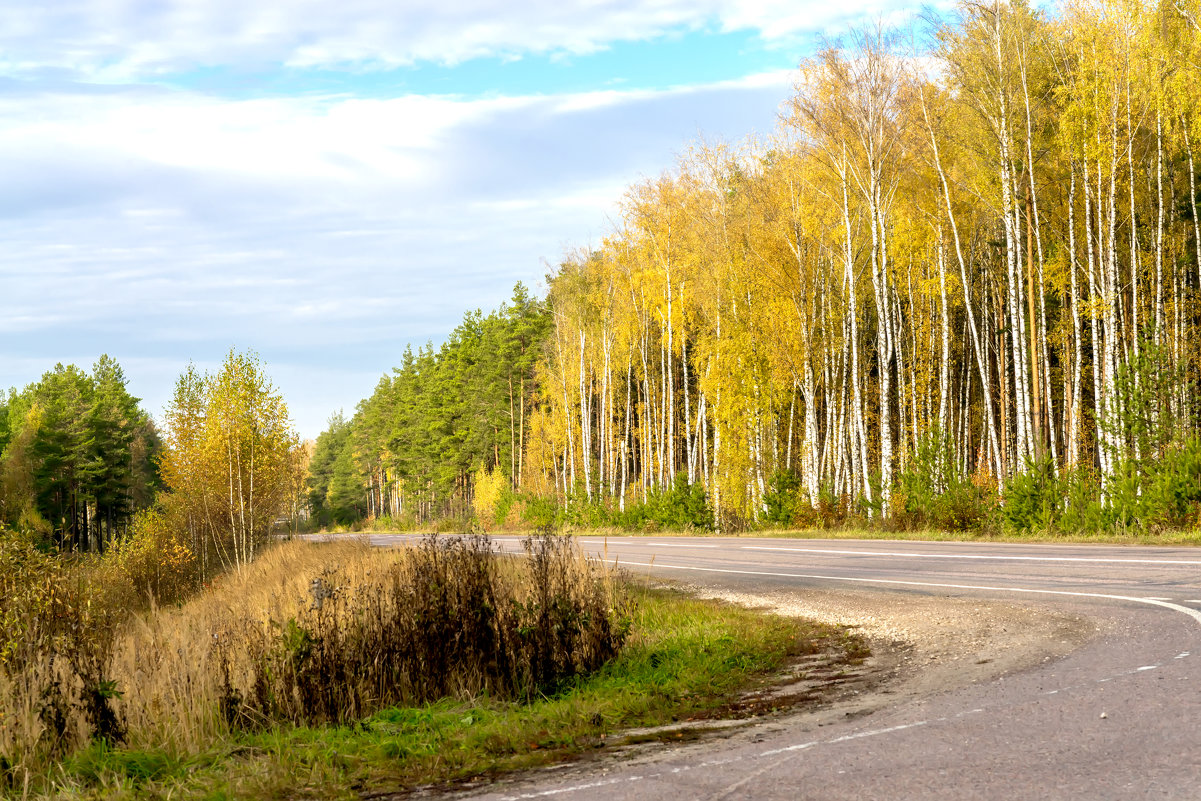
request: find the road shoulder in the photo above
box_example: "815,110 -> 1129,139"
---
449,582 -> 1100,799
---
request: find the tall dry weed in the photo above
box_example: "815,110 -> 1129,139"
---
2,530 -> 629,792
0,536 -> 129,791
210,530 -> 629,726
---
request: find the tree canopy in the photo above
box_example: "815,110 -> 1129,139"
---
0,356 -> 158,549
307,283 -> 551,526
159,350 -> 301,575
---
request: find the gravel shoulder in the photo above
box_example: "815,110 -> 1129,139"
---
674,580 -> 1100,723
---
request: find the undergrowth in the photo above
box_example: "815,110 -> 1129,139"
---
52,587 -> 857,799
1,530 -> 629,796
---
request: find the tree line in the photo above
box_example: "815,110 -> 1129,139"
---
0,356 -> 158,550
1,350 -> 305,577
528,0 -> 1201,529
314,0 -> 1201,533
307,284 -> 550,526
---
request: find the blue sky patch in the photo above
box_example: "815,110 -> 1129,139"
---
159,28 -> 802,100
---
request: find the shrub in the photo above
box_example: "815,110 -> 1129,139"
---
999,439 -> 1201,536
1000,457 -> 1061,533
889,431 -> 993,532
1143,439 -> 1201,530
815,487 -> 851,529
762,471 -> 799,526
216,530 -> 630,726
105,508 -> 196,607
3,530 -> 633,788
1054,465 -> 1106,534
513,493 -> 557,528
649,475 -> 714,531
368,513 -> 418,532
472,464 -> 507,530
560,488 -> 614,529
0,532 -> 129,785
790,493 -> 821,529
1101,439 -> 1201,534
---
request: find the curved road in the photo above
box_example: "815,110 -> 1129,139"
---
365,535 -> 1201,800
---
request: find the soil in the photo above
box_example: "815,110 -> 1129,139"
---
670,579 -> 1099,728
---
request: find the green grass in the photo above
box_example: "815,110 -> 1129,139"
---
546,525 -> 1201,546
50,586 -> 860,800
705,527 -> 1201,546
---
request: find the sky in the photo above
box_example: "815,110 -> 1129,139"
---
0,0 -> 944,440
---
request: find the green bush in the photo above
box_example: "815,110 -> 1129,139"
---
891,432 -> 994,532
649,475 -> 714,531
762,471 -> 799,526
1102,439 -> 1201,533
615,476 -> 714,532
1000,457 -> 1061,534
559,488 -> 613,529
554,476 -> 714,533
513,494 -> 558,528
998,438 -> 1201,536
1144,439 -> 1201,529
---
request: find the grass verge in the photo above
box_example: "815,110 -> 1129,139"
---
51,586 -> 863,800
715,527 -> 1201,545
545,526 -> 1201,546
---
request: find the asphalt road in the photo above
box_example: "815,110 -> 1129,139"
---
364,534 -> 1201,800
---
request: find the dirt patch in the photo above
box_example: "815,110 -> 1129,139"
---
672,579 -> 1099,725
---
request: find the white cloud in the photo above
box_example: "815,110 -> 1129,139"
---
0,2 -> 949,441
0,0 -> 939,78
0,71 -> 791,437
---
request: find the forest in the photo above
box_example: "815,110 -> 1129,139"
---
314,0 -> 1201,534
307,283 -> 550,527
0,357 -> 159,550
0,351 -> 304,571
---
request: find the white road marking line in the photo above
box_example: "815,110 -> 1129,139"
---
1146,597 -> 1173,601
497,660 -> 1161,801
760,719 -> 930,756
647,543 -> 721,548
756,740 -> 817,756
1046,660 -> 1174,699
616,560 -> 1201,626
1186,600 -> 1201,604
500,775 -> 643,799
1177,652 -> 1191,659
741,545 -> 1201,566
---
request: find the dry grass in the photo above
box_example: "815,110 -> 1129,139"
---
1,531 -> 628,796
54,585 -> 841,799
0,536 -> 133,790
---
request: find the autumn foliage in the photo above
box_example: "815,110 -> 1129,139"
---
525,2 -> 1201,531
159,350 -> 303,578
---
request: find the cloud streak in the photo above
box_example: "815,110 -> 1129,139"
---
0,0 -> 944,78
0,0 -> 950,437
0,71 -> 792,435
